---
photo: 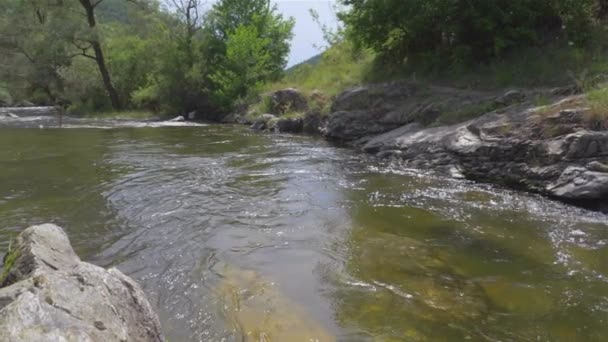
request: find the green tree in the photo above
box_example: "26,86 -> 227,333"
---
339,0 -> 598,66
201,0 -> 294,112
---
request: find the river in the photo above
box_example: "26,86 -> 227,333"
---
1,118 -> 607,341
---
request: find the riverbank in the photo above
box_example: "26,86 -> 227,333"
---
230,82 -> 608,212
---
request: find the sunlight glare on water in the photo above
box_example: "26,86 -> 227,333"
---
0,120 -> 607,341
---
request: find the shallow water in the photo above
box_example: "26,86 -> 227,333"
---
1,119 -> 607,341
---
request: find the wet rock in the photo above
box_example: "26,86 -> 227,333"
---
274,117 -> 303,133
250,114 -> 277,131
303,111 -> 326,135
326,110 -> 398,141
268,88 -> 308,115
548,166 -> 608,200
0,224 -> 164,342
0,113 -> 18,119
168,115 -> 185,122
345,92 -> 608,209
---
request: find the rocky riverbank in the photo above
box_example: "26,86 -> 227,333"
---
233,82 -> 608,212
0,224 -> 165,342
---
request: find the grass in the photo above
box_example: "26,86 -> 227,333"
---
0,240 -> 18,285
264,41 -> 375,99
585,85 -> 608,129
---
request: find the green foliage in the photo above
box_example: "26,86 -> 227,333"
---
339,0 -> 599,67
201,0 -> 294,113
266,41 -> 374,99
0,240 -> 18,285
0,0 -> 294,118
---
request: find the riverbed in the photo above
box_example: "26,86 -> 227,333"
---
1,119 -> 607,341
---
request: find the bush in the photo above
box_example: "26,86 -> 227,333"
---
339,0 -> 598,67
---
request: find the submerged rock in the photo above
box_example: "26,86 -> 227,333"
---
0,224 -> 164,342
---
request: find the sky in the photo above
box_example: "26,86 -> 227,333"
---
272,0 -> 339,67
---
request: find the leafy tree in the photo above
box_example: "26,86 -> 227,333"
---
339,0 -> 599,66
201,0 -> 294,112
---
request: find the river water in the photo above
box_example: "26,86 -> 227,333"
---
1,118 -> 607,341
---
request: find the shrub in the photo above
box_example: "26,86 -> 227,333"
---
339,0 -> 598,67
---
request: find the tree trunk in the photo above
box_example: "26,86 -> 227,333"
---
78,0 -> 122,110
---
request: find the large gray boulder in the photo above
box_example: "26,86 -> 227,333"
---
268,88 -> 309,115
0,224 -> 164,342
325,81 -> 514,141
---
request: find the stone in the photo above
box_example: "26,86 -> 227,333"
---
269,89 -> 308,115
325,81 -> 498,141
302,111 -> 325,135
338,91 -> 608,209
0,224 -> 165,342
168,116 -> 185,122
250,114 -> 277,131
587,161 -> 608,173
274,117 -> 304,133
548,167 -> 608,200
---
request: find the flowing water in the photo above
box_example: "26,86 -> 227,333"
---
1,117 -> 607,341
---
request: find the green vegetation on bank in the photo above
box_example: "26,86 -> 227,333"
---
3,0 -> 608,123
255,0 -> 608,127
0,0 -> 293,118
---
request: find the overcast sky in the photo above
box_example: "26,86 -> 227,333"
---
272,0 -> 339,67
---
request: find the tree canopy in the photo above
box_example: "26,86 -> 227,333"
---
0,0 -> 295,117
339,0 -> 604,66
